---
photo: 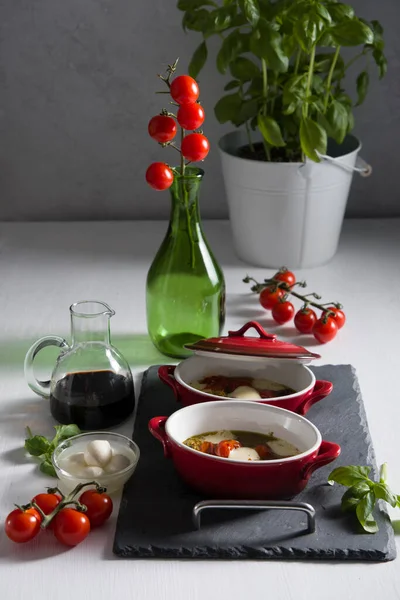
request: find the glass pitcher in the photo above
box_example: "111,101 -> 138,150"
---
24,301 -> 135,430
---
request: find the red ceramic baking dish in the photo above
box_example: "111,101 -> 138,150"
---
158,321 -> 333,415
149,400 -> 341,500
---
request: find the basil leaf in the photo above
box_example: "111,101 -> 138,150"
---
243,0 -> 260,26
326,99 -> 348,144
341,482 -> 371,512
328,465 -> 372,486
294,13 -> 325,52
24,435 -> 50,457
327,3 -> 354,22
356,491 -> 378,533
372,48 -> 388,80
238,99 -> 259,122
224,80 -> 240,91
214,93 -> 242,123
216,30 -> 248,74
300,117 -> 327,162
330,18 -> 374,47
53,424 -> 81,446
250,19 -> 288,73
230,57 -> 260,82
182,9 -> 211,32
374,483 -> 398,508
315,4 -> 332,23
355,71 -> 369,106
39,459 -> 57,478
189,41 -> 208,78
208,7 -> 234,33
258,115 -> 286,147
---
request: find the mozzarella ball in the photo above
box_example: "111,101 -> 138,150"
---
84,440 -> 113,467
104,453 -> 131,474
229,385 -> 262,400
228,447 -> 261,461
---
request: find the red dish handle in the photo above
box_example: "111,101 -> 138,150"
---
228,321 -> 276,341
148,416 -> 171,458
302,440 -> 341,480
158,365 -> 180,401
297,380 -> 333,416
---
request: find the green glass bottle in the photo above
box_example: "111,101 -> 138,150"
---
146,167 -> 225,358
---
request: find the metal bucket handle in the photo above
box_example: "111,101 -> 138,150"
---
314,150 -> 372,177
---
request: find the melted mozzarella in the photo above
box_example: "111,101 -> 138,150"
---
268,439 -> 300,457
252,378 -> 289,391
203,430 -> 237,444
229,385 -> 261,400
229,447 -> 261,461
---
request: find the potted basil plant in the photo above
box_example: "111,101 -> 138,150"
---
177,0 -> 387,268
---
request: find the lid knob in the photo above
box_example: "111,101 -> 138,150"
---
228,321 -> 277,341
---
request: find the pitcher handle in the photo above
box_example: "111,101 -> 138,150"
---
24,336 -> 70,399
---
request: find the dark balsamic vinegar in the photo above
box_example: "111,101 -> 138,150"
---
50,370 -> 135,430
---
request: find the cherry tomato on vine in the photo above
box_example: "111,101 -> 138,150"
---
259,286 -> 284,310
32,493 -> 61,516
148,115 -> 177,143
216,440 -> 241,458
5,508 -> 41,543
313,317 -> 338,344
181,133 -> 210,162
52,508 -> 90,547
325,307 -> 346,329
294,308 -> 317,334
177,103 -> 205,131
272,301 -> 295,324
146,162 -> 174,191
273,270 -> 296,287
79,490 -> 113,528
170,75 -> 200,105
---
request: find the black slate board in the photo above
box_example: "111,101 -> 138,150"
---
113,365 -> 396,561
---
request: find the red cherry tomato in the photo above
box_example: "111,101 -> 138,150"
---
32,493 -> 61,515
200,441 -> 216,455
294,308 -> 317,334
255,444 -> 270,460
272,301 -> 295,324
216,440 -> 241,458
148,115 -> 177,143
52,508 -> 90,547
259,286 -> 284,310
79,490 -> 113,528
273,270 -> 296,287
170,75 -> 200,105
177,103 -> 205,130
145,162 -> 174,191
325,306 -> 346,329
313,317 -> 338,343
181,133 -> 210,162
5,508 -> 41,543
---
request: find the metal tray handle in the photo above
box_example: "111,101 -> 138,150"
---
193,499 -> 316,534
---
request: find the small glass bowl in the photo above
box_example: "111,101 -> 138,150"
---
52,431 -> 140,495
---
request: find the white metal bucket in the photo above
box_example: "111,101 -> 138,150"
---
218,131 -> 370,268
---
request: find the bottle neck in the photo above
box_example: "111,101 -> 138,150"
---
71,314 -> 111,345
168,171 -> 203,239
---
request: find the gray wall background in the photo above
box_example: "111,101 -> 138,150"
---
0,0 -> 398,221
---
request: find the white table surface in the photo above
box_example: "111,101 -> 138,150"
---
1,219 -> 400,600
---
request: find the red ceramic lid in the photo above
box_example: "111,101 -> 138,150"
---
185,321 -> 321,363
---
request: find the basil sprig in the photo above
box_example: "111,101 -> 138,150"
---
328,464 -> 399,533
24,424 -> 81,477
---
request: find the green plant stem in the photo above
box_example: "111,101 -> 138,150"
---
180,128 -> 185,177
303,45 -> 316,119
294,48 -> 302,74
323,46 -> 341,113
245,120 -> 255,153
261,58 -> 271,161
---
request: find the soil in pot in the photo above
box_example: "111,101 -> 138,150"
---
237,142 -> 302,163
